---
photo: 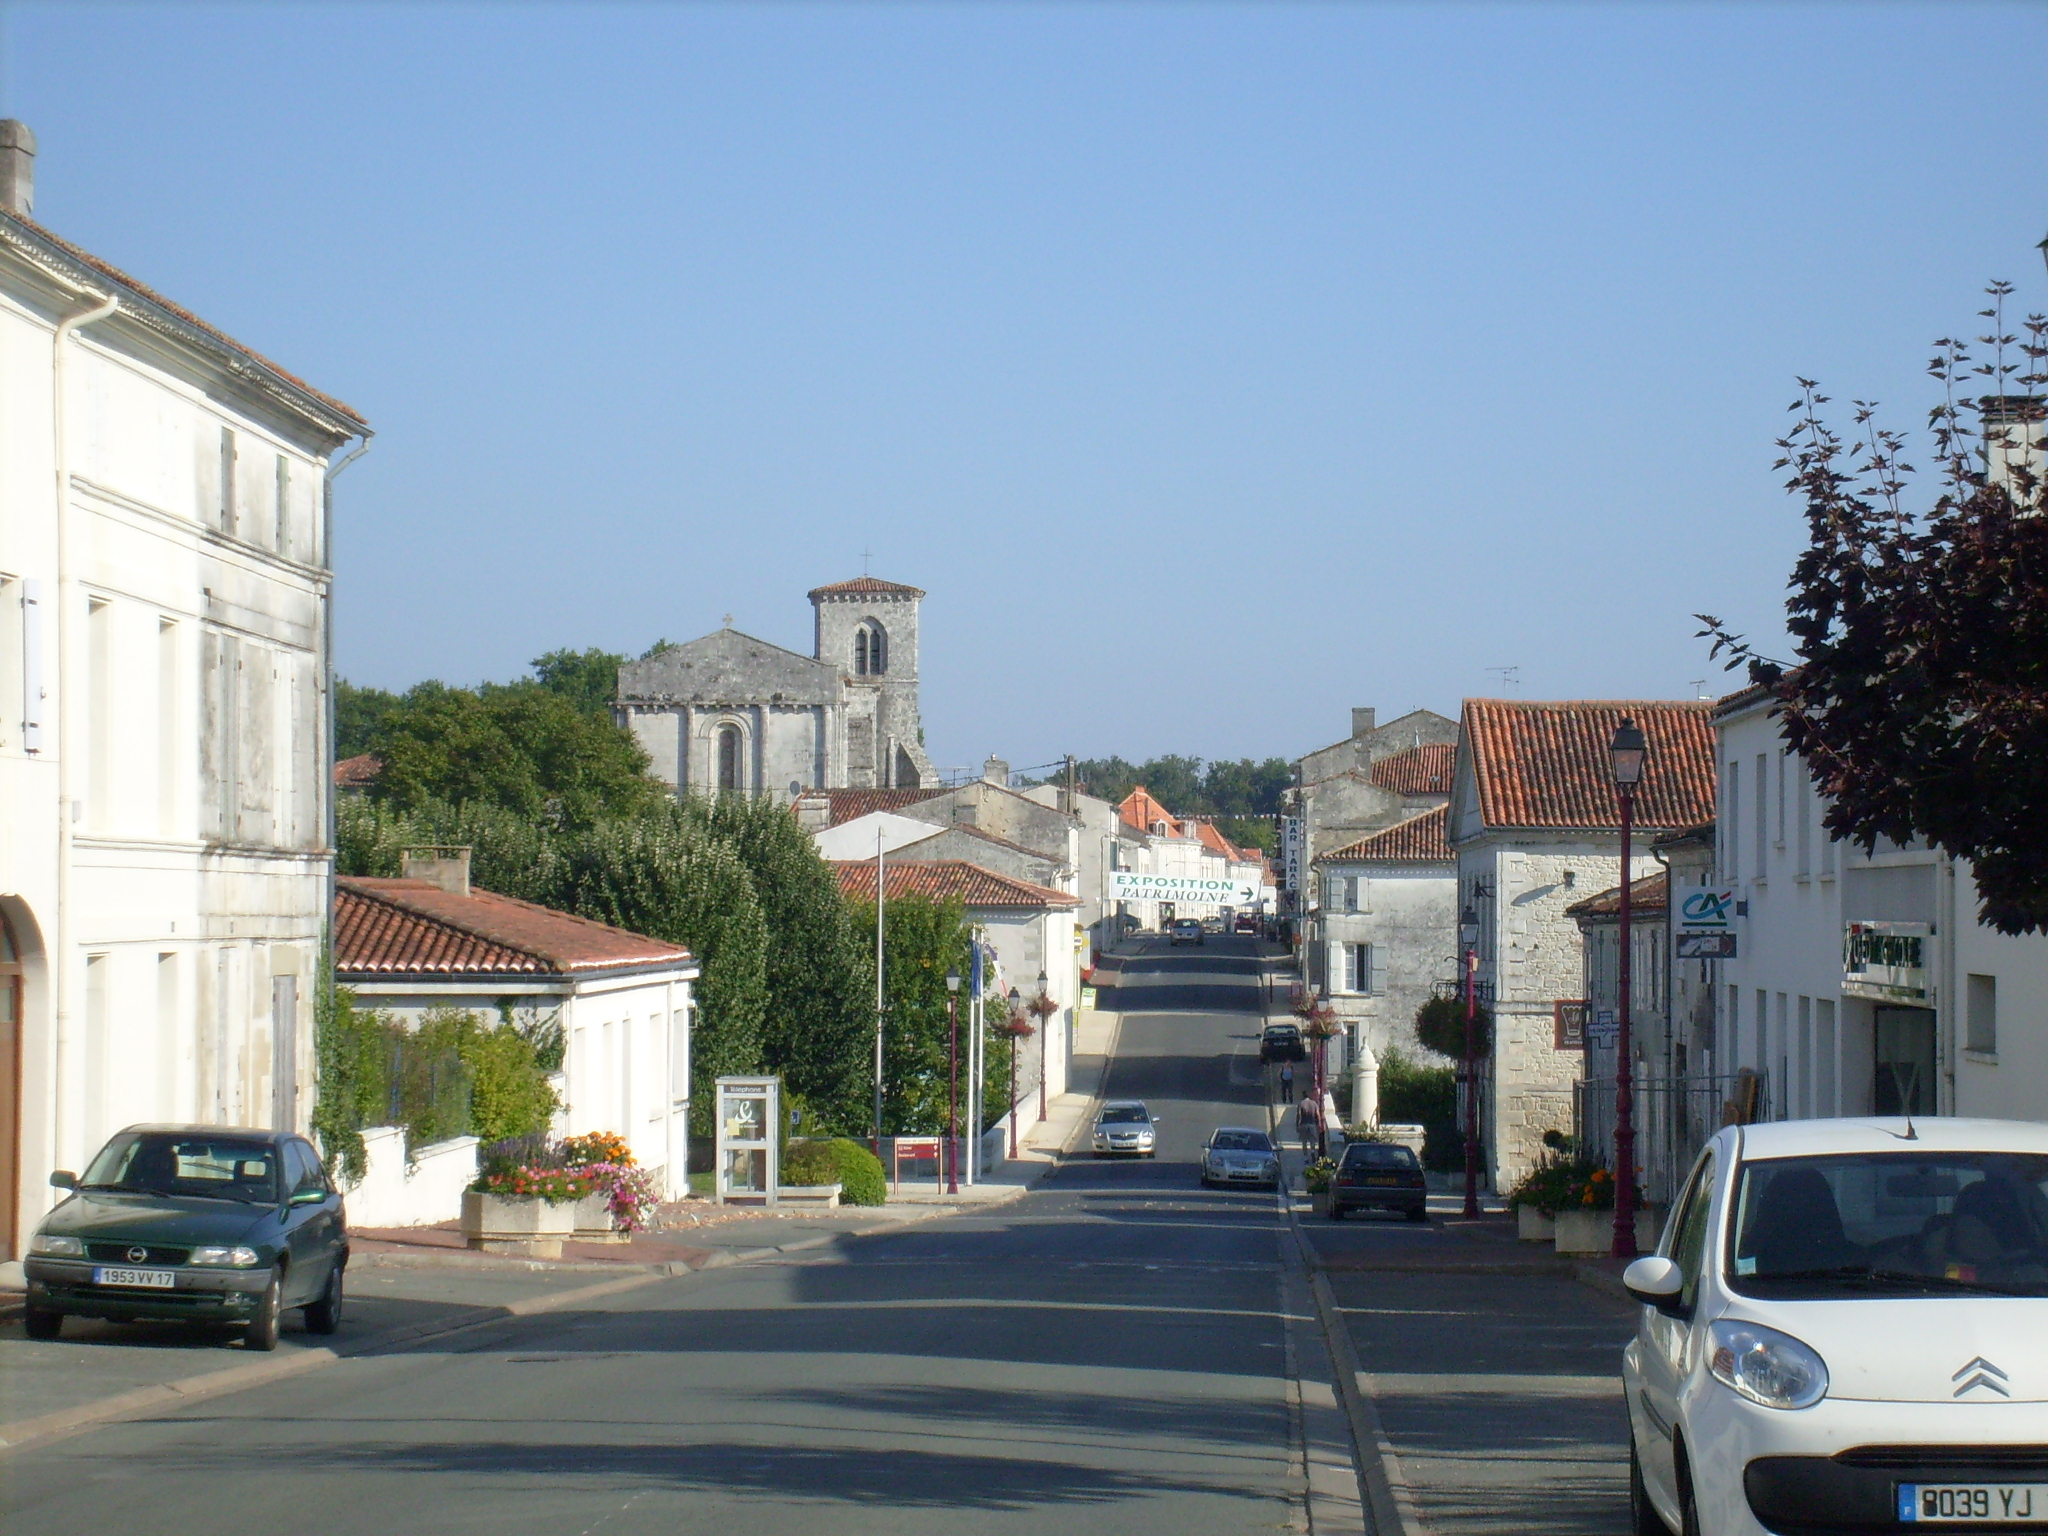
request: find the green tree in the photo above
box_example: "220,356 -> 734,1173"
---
530,647 -> 629,720
689,793 -> 875,1134
846,893 -> 974,1135
335,678 -> 402,760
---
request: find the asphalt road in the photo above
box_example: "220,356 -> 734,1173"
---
3,936 -> 1322,1536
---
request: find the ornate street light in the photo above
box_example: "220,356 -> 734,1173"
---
1004,986 -> 1027,1158
945,968 -> 961,1194
1460,902 -> 1482,1220
1034,969 -> 1054,1123
1609,717 -> 1648,1259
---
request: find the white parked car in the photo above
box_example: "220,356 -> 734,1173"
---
1622,1117 -> 2048,1536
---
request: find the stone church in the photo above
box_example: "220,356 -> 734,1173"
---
615,577 -> 939,799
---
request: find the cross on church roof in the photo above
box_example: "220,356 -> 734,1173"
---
861,547 -> 872,576
722,613 -> 733,628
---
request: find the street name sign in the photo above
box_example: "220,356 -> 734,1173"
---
1109,871 -> 1262,907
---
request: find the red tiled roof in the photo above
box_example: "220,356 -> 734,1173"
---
817,788 -> 942,827
0,209 -> 366,428
1118,786 -> 1184,837
808,577 -> 926,600
1369,743 -> 1455,796
335,878 -> 693,978
832,860 -> 1079,909
1462,700 -> 1717,831
1315,805 -> 1452,865
1566,871 -> 1670,920
333,753 -> 381,788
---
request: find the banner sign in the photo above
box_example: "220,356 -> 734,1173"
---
1843,921 -> 1932,1002
1109,871 -> 1262,906
1281,817 -> 1303,893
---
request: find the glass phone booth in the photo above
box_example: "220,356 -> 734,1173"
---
715,1076 -> 781,1206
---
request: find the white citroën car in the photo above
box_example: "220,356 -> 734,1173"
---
1622,1117 -> 2048,1536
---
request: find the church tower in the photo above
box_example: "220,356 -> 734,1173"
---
808,577 -> 937,789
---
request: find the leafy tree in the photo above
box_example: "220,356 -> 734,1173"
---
367,681 -> 663,825
1701,283 -> 2047,933
1071,754 -> 1292,825
688,793 -> 875,1134
845,893 -> 975,1135
335,678 -> 402,760
530,647 -> 629,720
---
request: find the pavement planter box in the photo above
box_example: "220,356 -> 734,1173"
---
570,1195 -> 630,1243
1516,1206 -> 1557,1243
461,1191 -> 576,1257
776,1184 -> 842,1209
1552,1207 -> 1658,1255
1310,1189 -> 1333,1217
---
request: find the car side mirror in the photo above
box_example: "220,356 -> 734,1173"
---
289,1188 -> 327,1208
1623,1255 -> 1687,1315
49,1169 -> 77,1190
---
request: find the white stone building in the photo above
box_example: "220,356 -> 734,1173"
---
1713,686 -> 2048,1130
616,577 -> 938,799
1448,699 -> 1717,1191
0,134 -> 368,1260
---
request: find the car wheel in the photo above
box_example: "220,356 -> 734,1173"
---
1674,1443 -> 1701,1536
1328,1203 -> 1345,1221
304,1263 -> 344,1336
243,1270 -> 284,1352
1406,1205 -> 1430,1223
24,1305 -> 63,1341
1630,1438 -> 1673,1536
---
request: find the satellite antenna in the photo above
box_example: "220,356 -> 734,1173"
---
1689,678 -> 1709,700
1485,666 -> 1520,694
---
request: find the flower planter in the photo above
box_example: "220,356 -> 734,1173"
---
570,1193 -> 630,1244
461,1190 -> 575,1258
1553,1206 -> 1659,1256
1309,1188 -> 1332,1217
1516,1205 -> 1557,1244
777,1183 -> 842,1209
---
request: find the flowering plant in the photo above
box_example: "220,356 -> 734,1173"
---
1302,1157 -> 1338,1194
577,1162 -> 661,1232
1000,1014 -> 1035,1039
1027,991 -> 1061,1019
474,1166 -> 594,1204
560,1131 -> 634,1168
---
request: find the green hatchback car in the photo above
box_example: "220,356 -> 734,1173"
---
22,1125 -> 349,1349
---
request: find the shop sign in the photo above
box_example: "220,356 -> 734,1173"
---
1843,921 -> 1932,1002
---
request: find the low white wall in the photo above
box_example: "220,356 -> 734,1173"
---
343,1126 -> 479,1229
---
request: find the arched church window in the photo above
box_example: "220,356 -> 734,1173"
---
870,624 -> 887,674
854,629 -> 869,676
717,725 -> 742,792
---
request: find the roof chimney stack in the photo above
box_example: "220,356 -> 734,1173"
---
1351,707 -> 1377,739
401,846 -> 472,898
0,121 -> 35,217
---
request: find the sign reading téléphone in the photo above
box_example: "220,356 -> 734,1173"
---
1109,871 -> 1262,906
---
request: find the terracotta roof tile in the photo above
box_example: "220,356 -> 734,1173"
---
808,576 -> 926,599
818,788 -> 943,827
333,753 -> 381,788
1118,786 -> 1184,837
335,878 -> 693,978
832,859 -> 1079,909
0,208 -> 366,428
1463,700 -> 1717,831
1369,743 -> 1455,796
1566,871 -> 1670,920
1315,805 -> 1452,865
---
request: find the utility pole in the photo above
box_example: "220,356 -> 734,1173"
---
873,828 -> 886,1159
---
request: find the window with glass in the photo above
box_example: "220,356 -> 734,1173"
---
82,1132 -> 281,1204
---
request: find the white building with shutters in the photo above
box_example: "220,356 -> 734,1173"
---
0,131 -> 367,1262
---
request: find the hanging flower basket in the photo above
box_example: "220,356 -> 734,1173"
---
1414,993 -> 1492,1057
1028,993 -> 1061,1019
1000,1015 -> 1036,1039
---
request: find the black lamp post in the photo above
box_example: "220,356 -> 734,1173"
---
1609,716 -> 1648,1260
945,968 -> 961,1195
1007,986 -> 1023,1158
1037,969 -> 1051,1122
1459,902 -> 1481,1220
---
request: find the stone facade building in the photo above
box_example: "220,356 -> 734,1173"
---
1447,699 -> 1716,1192
616,576 -> 938,800
1309,805 -> 1457,1066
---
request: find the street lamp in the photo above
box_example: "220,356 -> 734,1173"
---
1036,969 -> 1052,1123
945,968 -> 961,1195
1609,716 -> 1648,1260
1007,986 -> 1023,1158
1459,902 -> 1481,1220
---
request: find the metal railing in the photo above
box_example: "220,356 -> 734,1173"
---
1574,1070 -> 1769,1205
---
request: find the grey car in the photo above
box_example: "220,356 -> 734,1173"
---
1091,1101 -> 1158,1157
1199,1127 -> 1280,1190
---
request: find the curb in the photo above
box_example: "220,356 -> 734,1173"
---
0,1198 -> 983,1457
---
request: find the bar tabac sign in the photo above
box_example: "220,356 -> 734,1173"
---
1842,921 -> 1932,1003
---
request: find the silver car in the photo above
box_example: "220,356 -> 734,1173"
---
1200,1127 -> 1280,1190
1091,1101 -> 1157,1157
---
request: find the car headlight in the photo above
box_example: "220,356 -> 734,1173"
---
1708,1319 -> 1828,1409
29,1232 -> 84,1257
189,1246 -> 261,1268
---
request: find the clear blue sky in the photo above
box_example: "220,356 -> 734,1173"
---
6,2 -> 2043,777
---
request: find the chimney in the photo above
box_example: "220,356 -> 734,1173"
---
1351,707 -> 1376,739
0,120 -> 34,217
982,755 -> 1009,786
1982,395 -> 2045,507
794,792 -> 831,834
401,846 -> 472,897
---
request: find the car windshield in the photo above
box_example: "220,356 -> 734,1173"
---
1342,1144 -> 1418,1170
1174,921 -> 1198,931
1728,1151 -> 2048,1298
1099,1106 -> 1150,1124
1212,1131 -> 1272,1153
81,1132 -> 281,1205
1264,1025 -> 1298,1038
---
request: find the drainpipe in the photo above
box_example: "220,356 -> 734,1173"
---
317,436 -> 369,1140
51,285 -> 119,1172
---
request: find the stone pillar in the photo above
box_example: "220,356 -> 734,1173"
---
1351,1034 -> 1379,1129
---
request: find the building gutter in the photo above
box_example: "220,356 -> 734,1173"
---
50,282 -> 119,1170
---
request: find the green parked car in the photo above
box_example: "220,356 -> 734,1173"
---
22,1125 -> 349,1349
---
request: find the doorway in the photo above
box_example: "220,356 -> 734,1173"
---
1873,1005 -> 1937,1117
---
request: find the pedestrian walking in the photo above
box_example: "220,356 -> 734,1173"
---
1296,1093 -> 1324,1160
1278,1060 -> 1294,1100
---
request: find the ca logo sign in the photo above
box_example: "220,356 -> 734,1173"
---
1681,889 -> 1733,927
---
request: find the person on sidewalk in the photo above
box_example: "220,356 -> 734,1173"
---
1296,1093 -> 1325,1160
1278,1061 -> 1295,1101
